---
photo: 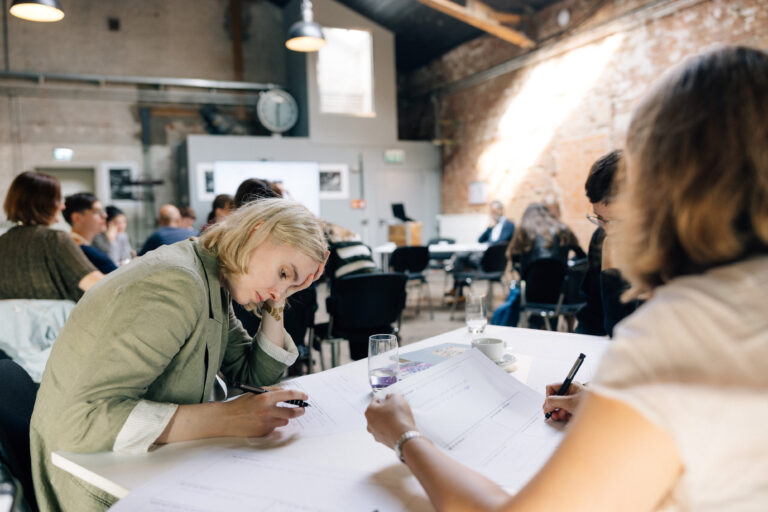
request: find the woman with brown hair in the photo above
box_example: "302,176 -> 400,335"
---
0,171 -> 102,301
506,202 -> 585,277
366,45 -> 768,511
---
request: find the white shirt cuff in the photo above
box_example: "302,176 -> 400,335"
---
256,329 -> 298,366
113,400 -> 178,454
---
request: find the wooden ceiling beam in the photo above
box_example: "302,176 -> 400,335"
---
418,0 -> 534,48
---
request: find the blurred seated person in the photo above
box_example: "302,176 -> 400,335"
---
138,204 -> 196,256
178,206 -> 197,230
507,202 -> 585,277
92,205 -> 134,265
235,178 -> 280,206
63,193 -> 118,274
324,222 -> 377,291
575,150 -> 643,337
0,171 -> 102,301
448,200 -> 515,298
200,193 -> 234,233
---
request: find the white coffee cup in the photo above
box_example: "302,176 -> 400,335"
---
471,338 -> 506,362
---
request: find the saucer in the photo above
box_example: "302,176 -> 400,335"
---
494,353 -> 517,366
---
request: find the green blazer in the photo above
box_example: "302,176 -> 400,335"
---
30,240 -> 296,512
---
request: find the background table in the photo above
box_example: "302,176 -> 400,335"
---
373,242 -> 489,270
53,326 -> 610,508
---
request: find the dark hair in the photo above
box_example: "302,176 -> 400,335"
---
585,150 -> 622,203
206,194 -> 234,223
105,205 -> 124,224
63,193 -> 97,225
178,205 -> 196,220
234,178 -> 281,208
3,171 -> 61,226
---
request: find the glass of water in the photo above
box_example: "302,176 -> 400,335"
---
466,293 -> 488,334
368,334 -> 399,391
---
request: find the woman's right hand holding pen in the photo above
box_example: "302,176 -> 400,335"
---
223,388 -> 308,437
542,381 -> 587,422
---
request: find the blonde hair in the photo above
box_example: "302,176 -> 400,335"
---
200,198 -> 327,277
617,46 -> 768,296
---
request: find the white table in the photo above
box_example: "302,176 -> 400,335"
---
53,326 -> 609,508
373,242 -> 489,270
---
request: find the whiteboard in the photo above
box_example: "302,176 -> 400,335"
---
213,161 -> 320,216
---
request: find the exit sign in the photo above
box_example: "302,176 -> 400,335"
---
384,149 -> 405,164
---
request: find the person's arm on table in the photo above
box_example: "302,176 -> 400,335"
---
155,388 -> 308,444
366,392 -> 682,512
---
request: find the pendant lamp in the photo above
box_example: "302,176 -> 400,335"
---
285,0 -> 325,52
9,0 -> 64,22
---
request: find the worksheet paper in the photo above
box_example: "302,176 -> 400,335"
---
275,367 -> 372,437
109,449 -> 413,512
388,349 -> 565,491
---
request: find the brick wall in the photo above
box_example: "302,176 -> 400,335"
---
399,0 -> 768,247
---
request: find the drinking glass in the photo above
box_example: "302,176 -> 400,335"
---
466,293 -> 488,334
368,334 -> 399,391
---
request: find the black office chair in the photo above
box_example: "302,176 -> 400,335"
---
284,286 -> 318,375
315,273 -> 407,367
0,360 -> 39,512
390,246 -> 433,319
451,243 -> 507,319
518,257 -> 571,331
427,237 -> 455,269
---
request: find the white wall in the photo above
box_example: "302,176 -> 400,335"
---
184,135 -> 440,248
304,0 -> 399,145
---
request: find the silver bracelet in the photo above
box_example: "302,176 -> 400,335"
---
394,430 -> 422,463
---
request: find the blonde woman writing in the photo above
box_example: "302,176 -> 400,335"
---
31,198 -> 328,512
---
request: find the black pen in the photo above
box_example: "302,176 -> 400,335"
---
544,353 -> 585,419
232,381 -> 310,408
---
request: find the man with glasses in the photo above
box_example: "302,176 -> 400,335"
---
576,150 -> 641,336
63,193 -> 118,274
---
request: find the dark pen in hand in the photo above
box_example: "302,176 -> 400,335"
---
232,381 -> 310,408
544,353 -> 585,420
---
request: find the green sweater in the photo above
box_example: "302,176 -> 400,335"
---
0,225 -> 95,301
30,240 -> 296,511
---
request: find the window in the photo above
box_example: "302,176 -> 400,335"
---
317,28 -> 374,117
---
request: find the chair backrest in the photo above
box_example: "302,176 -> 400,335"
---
426,238 -> 455,262
0,359 -> 38,511
390,246 -> 430,273
284,286 -> 317,347
480,243 -> 508,273
327,273 -> 407,331
522,257 -> 567,304
563,259 -> 588,305
427,237 -> 455,245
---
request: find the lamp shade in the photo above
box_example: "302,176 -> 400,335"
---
9,0 -> 64,22
285,20 -> 326,52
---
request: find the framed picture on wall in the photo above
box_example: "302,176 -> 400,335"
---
196,162 -> 216,202
468,181 -> 488,205
318,164 -> 349,200
98,162 -> 139,203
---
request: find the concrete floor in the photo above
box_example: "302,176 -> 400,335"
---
307,269 -> 508,372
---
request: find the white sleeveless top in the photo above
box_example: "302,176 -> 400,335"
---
590,255 -> 768,511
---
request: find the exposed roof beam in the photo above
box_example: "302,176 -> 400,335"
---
417,0 -> 534,48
